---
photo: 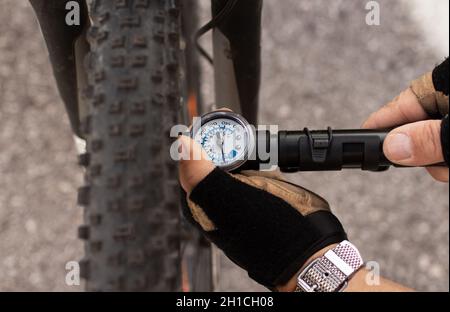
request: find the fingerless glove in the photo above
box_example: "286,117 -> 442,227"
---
411,58 -> 449,166
182,169 -> 347,289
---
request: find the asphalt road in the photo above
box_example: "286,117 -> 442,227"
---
0,0 -> 448,291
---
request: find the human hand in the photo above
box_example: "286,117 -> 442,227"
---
362,60 -> 449,182
178,135 -> 347,290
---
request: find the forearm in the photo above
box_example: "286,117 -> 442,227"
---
344,269 -> 412,292
277,244 -> 413,292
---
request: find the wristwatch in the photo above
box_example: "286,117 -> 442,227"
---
295,240 -> 364,292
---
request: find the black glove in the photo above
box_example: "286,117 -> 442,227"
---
181,167 -> 347,289
411,58 -> 449,166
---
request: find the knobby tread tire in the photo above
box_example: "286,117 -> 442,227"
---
78,0 -> 182,291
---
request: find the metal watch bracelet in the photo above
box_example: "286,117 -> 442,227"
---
295,240 -> 364,292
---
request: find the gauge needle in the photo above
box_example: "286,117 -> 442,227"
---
220,133 -> 226,162
216,132 -> 225,162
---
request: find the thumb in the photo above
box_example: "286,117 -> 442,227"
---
383,120 -> 444,166
178,136 -> 215,194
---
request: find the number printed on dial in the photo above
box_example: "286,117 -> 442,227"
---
194,118 -> 247,167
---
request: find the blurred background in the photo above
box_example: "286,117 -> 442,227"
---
0,0 -> 448,291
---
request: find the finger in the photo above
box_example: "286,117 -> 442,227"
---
178,136 -> 215,194
362,88 -> 428,129
383,120 -> 444,166
426,167 -> 449,183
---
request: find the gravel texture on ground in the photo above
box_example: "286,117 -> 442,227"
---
0,0 -> 448,291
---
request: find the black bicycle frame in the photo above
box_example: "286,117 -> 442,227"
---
29,0 -> 89,137
211,0 -> 263,125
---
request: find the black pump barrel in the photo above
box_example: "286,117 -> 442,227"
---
277,129 -> 391,172
242,128 -> 445,172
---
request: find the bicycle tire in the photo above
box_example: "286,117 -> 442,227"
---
78,0 -> 186,291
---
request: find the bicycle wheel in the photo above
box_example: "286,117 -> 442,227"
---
77,0 -> 211,291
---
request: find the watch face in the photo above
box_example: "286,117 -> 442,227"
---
192,112 -> 255,171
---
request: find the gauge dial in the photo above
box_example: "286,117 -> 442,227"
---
192,112 -> 254,171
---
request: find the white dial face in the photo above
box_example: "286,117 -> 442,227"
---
194,118 -> 247,168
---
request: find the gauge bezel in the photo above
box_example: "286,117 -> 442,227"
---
191,111 -> 255,171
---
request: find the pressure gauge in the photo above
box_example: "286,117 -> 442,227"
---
192,111 -> 255,171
